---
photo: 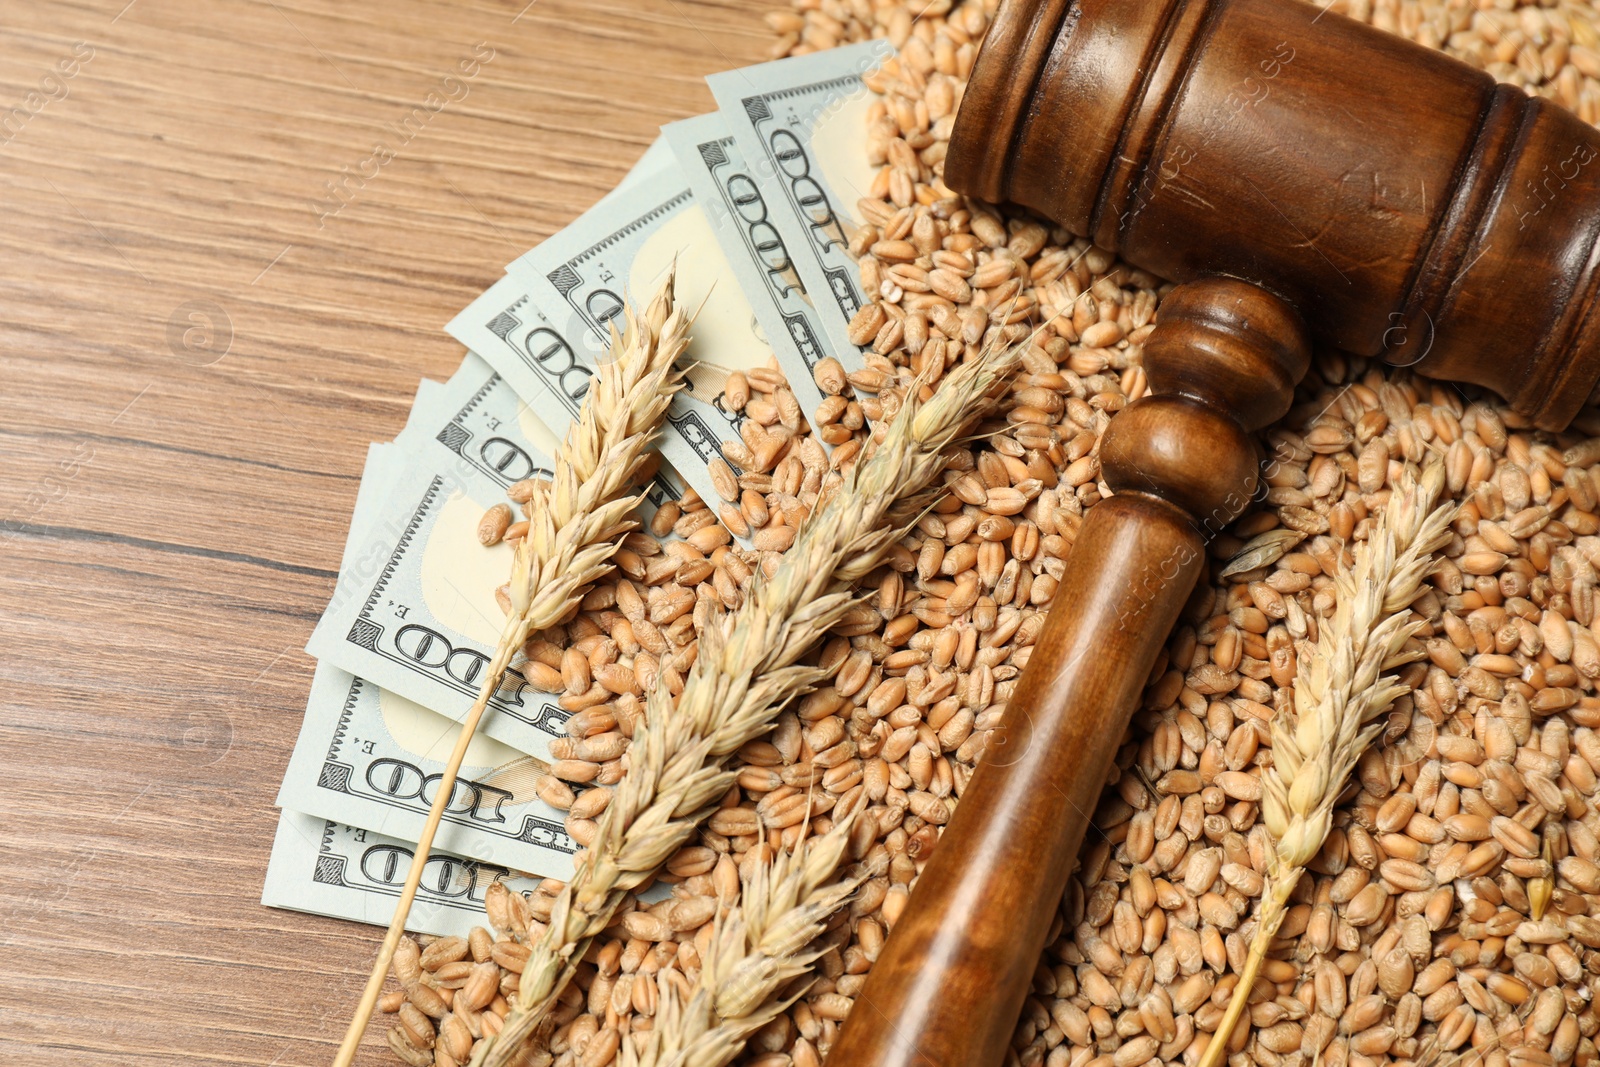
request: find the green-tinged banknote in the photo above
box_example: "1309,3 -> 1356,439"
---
706,41 -> 893,367
662,111 -> 841,413
261,809 -> 543,937
284,433 -> 575,875
268,431 -> 568,929
278,661 -> 575,878
504,156 -> 818,481
445,276 -> 593,462
445,271 -> 733,513
307,356 -> 587,758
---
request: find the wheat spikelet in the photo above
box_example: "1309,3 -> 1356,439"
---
621,818 -> 863,1067
471,339 -> 1022,1067
504,274 -> 687,637
1197,461 -> 1456,1067
331,273 -> 685,1067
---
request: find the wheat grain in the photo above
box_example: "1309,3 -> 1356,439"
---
1198,462 -> 1456,1067
621,818 -> 863,1067
469,338 -> 1021,1067
332,272 -> 685,1067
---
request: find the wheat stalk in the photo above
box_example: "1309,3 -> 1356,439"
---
330,273 -> 686,1067
622,817 -> 863,1067
470,339 -> 1022,1067
1197,461 -> 1455,1067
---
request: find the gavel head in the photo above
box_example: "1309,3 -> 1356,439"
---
945,0 -> 1600,430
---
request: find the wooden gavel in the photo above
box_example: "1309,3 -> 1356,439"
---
829,0 -> 1600,1064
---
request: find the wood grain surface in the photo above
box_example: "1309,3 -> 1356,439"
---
0,2 -> 766,1062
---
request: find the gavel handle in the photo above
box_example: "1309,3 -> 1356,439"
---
828,277 -> 1313,1067
833,494 -> 1205,1065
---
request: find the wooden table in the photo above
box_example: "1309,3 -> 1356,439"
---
0,1 -> 766,1061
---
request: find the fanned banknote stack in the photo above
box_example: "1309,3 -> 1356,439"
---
262,39 -> 894,937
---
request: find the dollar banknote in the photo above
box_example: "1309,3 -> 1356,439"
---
425,352 -> 685,524
269,435 -> 561,931
433,132 -> 670,448
505,155 -> 820,483
707,40 -> 893,367
403,378 -> 443,436
285,432 -> 577,876
308,358 -> 579,758
278,662 -> 576,878
446,277 -> 593,460
446,272 -> 732,514
442,141 -> 719,505
262,808 -> 543,937
662,112 -> 840,416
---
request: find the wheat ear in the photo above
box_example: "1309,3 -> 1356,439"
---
330,274 -> 685,1067
471,340 -> 1023,1067
1197,461 -> 1455,1067
623,817 -> 864,1067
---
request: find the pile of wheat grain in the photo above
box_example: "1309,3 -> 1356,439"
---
374,1 -> 1600,1065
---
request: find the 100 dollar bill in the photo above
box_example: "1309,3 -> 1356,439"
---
279,661 -> 575,877
444,279 -> 585,469
662,112 -> 840,416
707,41 -> 893,367
288,409 -> 574,874
271,430 -> 565,932
446,272 -> 726,512
507,157 -> 817,484
308,359 -> 575,757
262,809 -> 543,937
436,137 -> 671,455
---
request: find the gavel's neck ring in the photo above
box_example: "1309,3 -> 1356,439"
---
1101,276 -> 1311,527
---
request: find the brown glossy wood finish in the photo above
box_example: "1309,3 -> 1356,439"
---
947,0 -> 1600,430
828,495 -> 1203,1067
1141,277 -> 1313,431
829,281 -> 1311,1067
